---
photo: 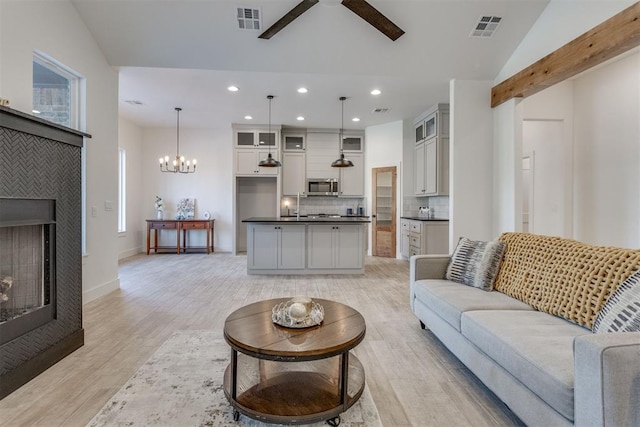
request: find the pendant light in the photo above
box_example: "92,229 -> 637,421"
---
331,96 -> 354,168
159,107 -> 197,174
258,95 -> 281,168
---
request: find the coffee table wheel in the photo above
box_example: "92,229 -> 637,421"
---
326,416 -> 341,426
233,409 -> 240,421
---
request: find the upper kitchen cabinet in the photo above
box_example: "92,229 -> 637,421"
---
236,150 -> 280,176
341,131 -> 364,152
234,124 -> 280,149
414,104 -> 449,196
339,153 -> 364,197
282,130 -> 306,151
306,132 -> 340,180
282,152 -> 306,196
414,103 -> 449,143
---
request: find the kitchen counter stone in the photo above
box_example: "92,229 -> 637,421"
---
401,216 -> 449,222
243,216 -> 371,223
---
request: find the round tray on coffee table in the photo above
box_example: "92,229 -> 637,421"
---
223,298 -> 366,425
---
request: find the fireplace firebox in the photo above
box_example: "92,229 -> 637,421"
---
0,198 -> 56,346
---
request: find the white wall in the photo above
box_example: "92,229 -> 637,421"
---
364,120 -> 404,257
449,80 -> 494,246
118,118 -> 144,258
572,53 -> 640,247
492,98 -> 523,236
1,0 -> 120,303
142,126 -> 234,252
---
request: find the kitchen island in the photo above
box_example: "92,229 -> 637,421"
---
242,217 -> 371,275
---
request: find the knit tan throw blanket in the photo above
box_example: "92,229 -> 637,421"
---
494,232 -> 640,329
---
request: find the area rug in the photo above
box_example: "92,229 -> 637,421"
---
87,330 -> 381,426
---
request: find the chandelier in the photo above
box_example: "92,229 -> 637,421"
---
159,107 -> 197,174
258,95 -> 281,168
331,96 -> 354,168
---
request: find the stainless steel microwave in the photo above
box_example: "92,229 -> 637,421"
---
307,179 -> 339,196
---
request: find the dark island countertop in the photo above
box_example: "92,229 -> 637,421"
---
243,216 -> 371,223
401,216 -> 449,222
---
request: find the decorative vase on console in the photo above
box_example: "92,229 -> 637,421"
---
154,196 -> 164,220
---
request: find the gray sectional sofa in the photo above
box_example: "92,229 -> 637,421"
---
410,233 -> 640,427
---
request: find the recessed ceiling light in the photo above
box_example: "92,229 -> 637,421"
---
296,116 -> 305,121
244,115 -> 253,120
32,110 -> 41,114
370,89 -> 381,95
297,87 -> 308,94
228,85 -> 239,92
352,117 -> 360,122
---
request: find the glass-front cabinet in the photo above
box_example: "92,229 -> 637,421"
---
283,133 -> 305,151
341,132 -> 364,152
234,127 -> 280,149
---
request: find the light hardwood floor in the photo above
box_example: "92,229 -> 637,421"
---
0,253 -> 523,426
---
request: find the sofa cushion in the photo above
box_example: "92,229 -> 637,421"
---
494,232 -> 640,329
445,237 -> 506,291
593,269 -> 640,333
412,279 -> 534,332
461,310 -> 591,421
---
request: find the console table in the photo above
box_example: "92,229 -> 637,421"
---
146,219 -> 215,254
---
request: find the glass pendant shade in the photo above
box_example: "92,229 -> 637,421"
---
258,95 -> 281,168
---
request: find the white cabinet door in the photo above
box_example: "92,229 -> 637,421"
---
279,225 -> 306,269
236,151 -> 259,175
236,150 -> 279,175
248,224 -> 278,269
307,225 -> 334,269
334,225 -> 363,269
282,152 -> 306,196
339,153 -> 364,197
425,138 -> 438,195
414,142 -> 426,195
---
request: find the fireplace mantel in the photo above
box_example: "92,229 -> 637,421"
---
0,106 -> 90,399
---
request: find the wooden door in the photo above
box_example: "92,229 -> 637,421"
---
372,167 -> 397,257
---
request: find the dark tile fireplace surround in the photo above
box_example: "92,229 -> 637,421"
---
0,106 -> 89,399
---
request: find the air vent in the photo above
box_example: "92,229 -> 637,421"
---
373,108 -> 390,113
470,16 -> 502,38
237,7 -> 261,30
124,100 -> 144,106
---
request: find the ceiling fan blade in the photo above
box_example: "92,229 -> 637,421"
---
259,0 -> 319,39
341,0 -> 405,41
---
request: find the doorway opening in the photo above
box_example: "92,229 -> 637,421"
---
372,167 -> 397,257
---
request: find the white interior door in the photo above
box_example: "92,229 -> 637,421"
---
522,120 -> 568,237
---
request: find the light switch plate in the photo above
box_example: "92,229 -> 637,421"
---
104,200 -> 113,211
91,206 -> 97,217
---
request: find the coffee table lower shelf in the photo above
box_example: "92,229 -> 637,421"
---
223,354 -> 365,425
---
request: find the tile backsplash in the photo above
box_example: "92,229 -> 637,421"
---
281,196 -> 366,216
403,196 -> 449,219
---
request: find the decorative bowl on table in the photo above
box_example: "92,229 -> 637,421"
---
272,298 -> 324,328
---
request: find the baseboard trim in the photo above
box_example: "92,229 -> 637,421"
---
83,277 -> 120,304
118,246 -> 143,260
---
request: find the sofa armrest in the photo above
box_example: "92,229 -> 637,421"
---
409,255 -> 450,310
574,332 -> 640,427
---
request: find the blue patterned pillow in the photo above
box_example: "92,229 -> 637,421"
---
593,269 -> 640,333
445,237 -> 506,291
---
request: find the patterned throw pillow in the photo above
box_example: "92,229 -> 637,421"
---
445,237 -> 506,291
593,269 -> 640,333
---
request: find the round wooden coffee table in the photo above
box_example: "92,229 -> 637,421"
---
223,298 -> 366,425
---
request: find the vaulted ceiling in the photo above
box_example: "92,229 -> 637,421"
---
71,0 -> 549,130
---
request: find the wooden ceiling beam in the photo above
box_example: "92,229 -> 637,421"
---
491,2 -> 640,108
